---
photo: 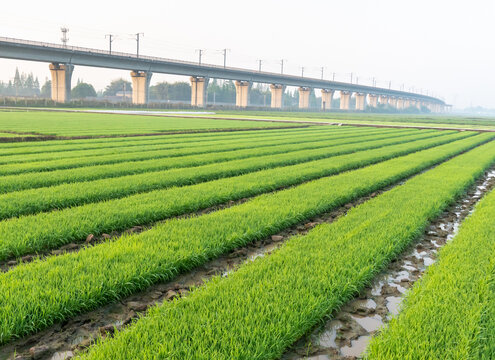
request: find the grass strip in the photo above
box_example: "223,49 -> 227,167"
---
0,132 -> 478,259
0,126 -> 319,150
0,127 -> 370,165
0,129 -> 426,193
366,186 -> 495,359
0,134 -> 493,344
0,126 -> 338,156
0,128 -> 418,177
77,136 -> 495,360
0,131 -> 461,219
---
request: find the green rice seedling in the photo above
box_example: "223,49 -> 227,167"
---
0,127 -> 379,165
0,132 -> 482,259
0,126 -> 347,155
0,130 -> 461,219
0,135 -> 493,344
77,136 -> 495,360
0,129 -> 414,176
0,129 -> 443,193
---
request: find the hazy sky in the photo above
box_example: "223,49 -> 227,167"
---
1,0 -> 494,108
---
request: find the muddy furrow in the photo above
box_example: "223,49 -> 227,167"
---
281,168 -> 495,360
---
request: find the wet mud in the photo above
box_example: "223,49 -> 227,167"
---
281,168 -> 495,360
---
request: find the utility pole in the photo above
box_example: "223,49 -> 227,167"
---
389,81 -> 392,89
332,72 -> 335,81
301,67 -> 305,77
350,72 -> 353,84
134,33 -> 144,58
105,34 -> 115,54
196,49 -> 204,65
321,67 -> 324,80
372,77 -> 376,87
356,76 -> 359,84
221,49 -> 230,68
280,59 -> 285,74
257,59 -> 263,72
61,27 -> 69,48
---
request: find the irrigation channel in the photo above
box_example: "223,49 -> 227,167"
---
2,159 -> 495,360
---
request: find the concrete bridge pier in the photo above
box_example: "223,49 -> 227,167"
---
339,91 -> 351,110
270,84 -> 285,108
379,95 -> 388,106
355,93 -> 366,110
298,87 -> 311,109
130,71 -> 152,105
235,81 -> 251,108
321,89 -> 334,110
397,98 -> 405,110
190,76 -> 209,107
49,63 -> 74,103
368,94 -> 378,107
388,97 -> 397,108
416,101 -> 422,110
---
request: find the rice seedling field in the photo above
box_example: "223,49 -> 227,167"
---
1,111 -> 495,360
0,110 -> 302,137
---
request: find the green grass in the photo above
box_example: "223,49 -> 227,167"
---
0,126 -> 316,150
77,132 -> 495,359
0,131 -> 478,260
366,183 -> 495,359
0,128 -> 407,193
0,110 -> 302,136
0,127 -> 382,165
0,128 -> 411,176
0,126 -> 343,156
214,111 -> 495,130
0,134 -> 492,344
0,130 -> 456,219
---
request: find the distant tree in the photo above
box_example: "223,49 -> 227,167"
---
104,79 -> 132,96
41,79 -> 51,98
249,83 -> 271,106
207,79 -> 235,104
150,81 -> 191,101
72,81 -> 97,99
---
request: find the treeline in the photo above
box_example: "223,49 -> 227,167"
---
0,69 -> 428,112
0,69 -> 48,97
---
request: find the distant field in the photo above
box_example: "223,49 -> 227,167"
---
212,111 -> 495,130
0,110 -> 303,137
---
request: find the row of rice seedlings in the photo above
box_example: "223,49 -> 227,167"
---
0,129 -> 443,194
76,136 -> 495,360
0,132 -> 479,259
365,184 -> 495,359
0,125 -> 317,151
0,130 -> 460,219
0,126 -> 372,165
0,126 -> 334,156
0,135 -> 492,344
0,128 -> 417,177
